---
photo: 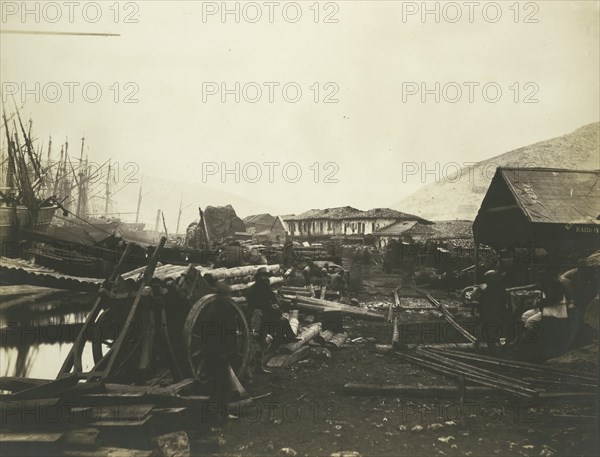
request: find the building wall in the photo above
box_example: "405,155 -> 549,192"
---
286,217 -> 401,238
343,218 -> 397,235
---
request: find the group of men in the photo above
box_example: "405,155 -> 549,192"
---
475,258 -> 599,361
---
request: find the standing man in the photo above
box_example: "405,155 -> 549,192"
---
281,239 -> 298,269
245,267 -> 289,373
560,256 -> 600,348
475,270 -> 513,353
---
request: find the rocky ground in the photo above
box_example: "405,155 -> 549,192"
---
195,267 -> 599,457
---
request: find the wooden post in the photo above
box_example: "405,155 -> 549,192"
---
474,242 -> 479,285
391,316 -> 400,348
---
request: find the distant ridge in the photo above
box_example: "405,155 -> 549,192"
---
392,122 -> 600,221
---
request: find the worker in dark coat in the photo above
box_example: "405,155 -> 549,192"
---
245,267 -> 290,373
475,270 -> 513,353
303,261 -> 324,286
330,271 -> 349,296
280,239 -> 297,269
217,240 -> 246,268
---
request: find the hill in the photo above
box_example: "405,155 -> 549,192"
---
392,122 -> 600,220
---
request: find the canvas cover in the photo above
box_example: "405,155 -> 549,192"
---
203,205 -> 246,242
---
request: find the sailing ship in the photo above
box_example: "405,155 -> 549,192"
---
43,136 -> 123,244
0,109 -> 58,256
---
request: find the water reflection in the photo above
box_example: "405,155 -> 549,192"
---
0,343 -> 96,379
0,294 -> 94,379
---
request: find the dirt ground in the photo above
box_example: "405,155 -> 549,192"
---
194,268 -> 599,457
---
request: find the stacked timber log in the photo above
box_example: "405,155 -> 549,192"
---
282,294 -> 385,321
266,322 -> 349,368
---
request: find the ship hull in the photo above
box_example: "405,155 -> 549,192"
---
47,219 -> 121,244
0,205 -> 57,256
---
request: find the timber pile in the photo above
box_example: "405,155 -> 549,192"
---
0,256 -> 288,456
282,294 -> 385,321
265,318 -> 350,369
0,257 -> 282,293
394,348 -> 598,400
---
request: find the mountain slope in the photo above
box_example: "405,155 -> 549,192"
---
392,122 -> 600,221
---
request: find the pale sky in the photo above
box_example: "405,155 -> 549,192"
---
1,0 -> 599,228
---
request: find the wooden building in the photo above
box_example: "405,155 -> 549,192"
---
242,213 -> 288,242
283,207 -> 430,242
473,167 -> 600,268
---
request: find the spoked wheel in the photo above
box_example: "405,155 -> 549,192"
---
92,309 -> 119,364
89,304 -> 156,374
182,294 -> 251,383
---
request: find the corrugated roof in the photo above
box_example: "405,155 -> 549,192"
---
500,167 -> 600,225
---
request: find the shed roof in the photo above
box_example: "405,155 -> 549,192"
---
498,167 -> 600,225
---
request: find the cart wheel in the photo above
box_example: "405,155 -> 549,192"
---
182,294 -> 251,382
90,305 -> 156,372
92,309 -> 118,364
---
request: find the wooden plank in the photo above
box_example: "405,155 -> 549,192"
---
391,316 -> 400,348
416,289 -> 478,343
63,428 -> 100,447
319,286 -> 327,300
9,373 -> 80,400
63,447 -> 153,457
266,346 -> 311,368
343,383 -> 498,397
433,348 -> 597,381
396,352 -> 536,398
75,404 -> 155,422
0,377 -> 50,393
288,296 -> 385,321
0,432 -> 64,443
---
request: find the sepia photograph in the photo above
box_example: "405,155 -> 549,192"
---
0,1 -> 599,456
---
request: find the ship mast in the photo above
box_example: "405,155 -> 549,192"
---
175,196 -> 183,235
75,137 -> 88,217
104,161 -> 111,216
135,177 -> 143,224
